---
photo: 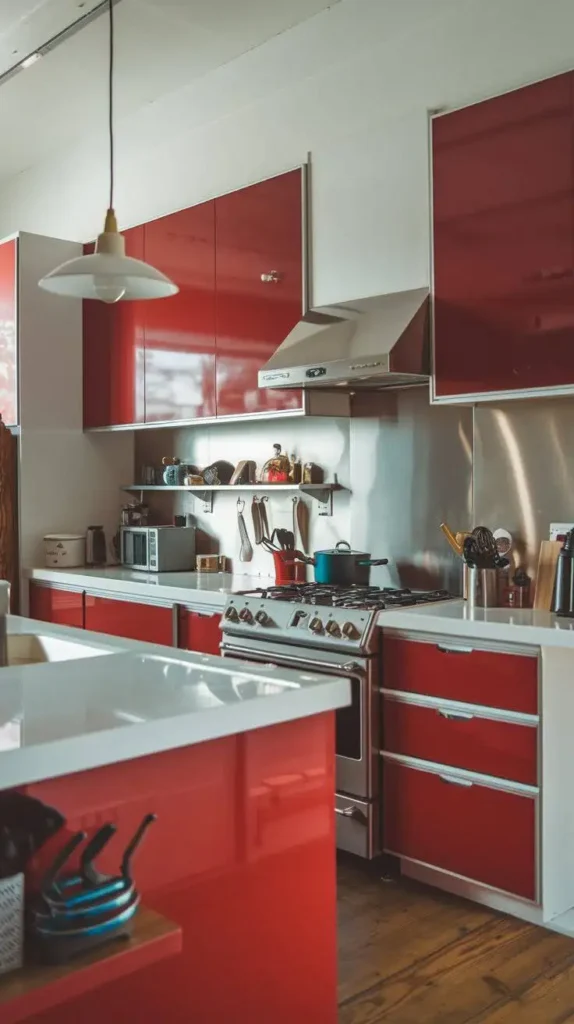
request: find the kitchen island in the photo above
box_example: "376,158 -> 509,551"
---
0,615 -> 348,1024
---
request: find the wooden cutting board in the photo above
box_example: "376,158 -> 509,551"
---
534,541 -> 561,610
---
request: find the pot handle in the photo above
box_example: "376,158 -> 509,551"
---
357,559 -> 389,566
335,541 -> 352,552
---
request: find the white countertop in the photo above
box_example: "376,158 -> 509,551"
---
28,567 -> 275,610
0,615 -> 349,790
378,599 -> 574,648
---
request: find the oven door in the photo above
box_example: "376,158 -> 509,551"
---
220,637 -> 379,801
221,637 -> 380,858
121,529 -> 149,571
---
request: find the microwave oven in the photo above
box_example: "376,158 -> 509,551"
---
120,526 -> 196,572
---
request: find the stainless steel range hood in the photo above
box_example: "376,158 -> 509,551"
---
258,287 -> 430,391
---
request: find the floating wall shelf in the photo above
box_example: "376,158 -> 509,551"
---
121,482 -> 346,516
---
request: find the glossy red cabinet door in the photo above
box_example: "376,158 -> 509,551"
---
382,636 -> 538,715
144,204 -> 216,422
383,696 -> 537,786
0,238 -> 17,425
179,608 -> 222,656
433,72 -> 574,398
83,227 -> 146,427
383,759 -> 536,900
215,170 -> 304,416
84,595 -> 173,644
29,583 -> 84,628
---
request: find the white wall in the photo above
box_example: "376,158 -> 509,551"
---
135,417 -> 351,577
17,233 -> 133,602
0,0 -> 573,307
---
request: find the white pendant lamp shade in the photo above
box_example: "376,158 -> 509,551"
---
38,0 -> 178,304
39,210 -> 179,303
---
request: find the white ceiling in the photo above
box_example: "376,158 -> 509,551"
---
0,0 -> 340,180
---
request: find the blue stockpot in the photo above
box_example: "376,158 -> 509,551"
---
312,541 -> 388,586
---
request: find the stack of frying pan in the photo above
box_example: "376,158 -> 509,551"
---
28,814 -> 156,964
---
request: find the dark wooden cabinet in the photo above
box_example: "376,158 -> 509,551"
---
84,595 -> 173,645
214,170 -> 304,417
178,608 -> 222,656
83,227 -> 146,427
0,238 -> 17,426
432,71 -> 574,400
29,582 -> 84,629
143,204 -> 216,423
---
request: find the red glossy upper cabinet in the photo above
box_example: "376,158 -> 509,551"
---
83,226 -> 146,427
143,203 -> 216,423
215,170 -> 304,417
432,72 -> 574,401
0,239 -> 17,426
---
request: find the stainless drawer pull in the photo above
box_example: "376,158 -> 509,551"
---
439,774 -> 473,788
335,805 -> 368,824
437,710 -> 474,722
436,644 -> 473,654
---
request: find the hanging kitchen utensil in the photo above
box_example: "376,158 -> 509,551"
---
237,499 -> 253,562
252,498 -> 263,545
296,497 -> 309,555
259,496 -> 271,542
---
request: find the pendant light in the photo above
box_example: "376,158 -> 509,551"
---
39,0 -> 178,303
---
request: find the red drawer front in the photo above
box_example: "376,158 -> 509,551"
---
383,759 -> 536,901
84,597 -> 173,645
29,583 -> 84,629
179,609 -> 222,656
383,697 -> 537,786
382,637 -> 537,715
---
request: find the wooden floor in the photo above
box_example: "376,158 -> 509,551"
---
338,857 -> 574,1023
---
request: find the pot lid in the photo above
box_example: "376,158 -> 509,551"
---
315,541 -> 367,556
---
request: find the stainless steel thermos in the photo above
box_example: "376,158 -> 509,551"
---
553,530 -> 574,617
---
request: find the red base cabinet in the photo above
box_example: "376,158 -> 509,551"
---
433,71 -> 574,400
383,759 -> 536,901
29,583 -> 84,629
382,636 -> 538,715
19,715 -> 338,1024
178,608 -> 222,656
84,596 -> 173,645
383,695 -> 537,786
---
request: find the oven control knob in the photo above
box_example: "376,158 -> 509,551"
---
225,606 -> 239,622
255,610 -> 270,626
239,607 -> 254,624
308,616 -> 324,634
326,620 -> 341,637
342,621 -> 360,640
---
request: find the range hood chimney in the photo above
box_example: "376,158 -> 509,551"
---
258,287 -> 430,391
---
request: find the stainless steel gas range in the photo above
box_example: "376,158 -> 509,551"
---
221,583 -> 450,860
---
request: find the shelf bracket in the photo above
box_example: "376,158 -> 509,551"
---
300,485 -> 334,517
190,490 -> 214,514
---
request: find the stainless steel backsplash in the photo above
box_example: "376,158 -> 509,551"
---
474,396 -> 574,578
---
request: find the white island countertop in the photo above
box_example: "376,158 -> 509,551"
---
0,615 -> 349,790
378,599 -> 574,648
27,567 -> 274,610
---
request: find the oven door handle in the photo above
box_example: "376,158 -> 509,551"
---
220,642 -> 367,676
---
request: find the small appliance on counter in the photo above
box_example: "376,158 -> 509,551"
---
86,526 -> 107,567
554,530 -> 574,617
120,525 -> 195,572
44,534 -> 86,568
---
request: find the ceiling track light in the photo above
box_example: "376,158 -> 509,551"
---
38,0 -> 178,303
1,1 -> 125,90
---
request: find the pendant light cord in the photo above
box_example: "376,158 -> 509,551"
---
108,0 -> 115,212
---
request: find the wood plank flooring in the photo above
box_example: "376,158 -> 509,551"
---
338,857 -> 574,1023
